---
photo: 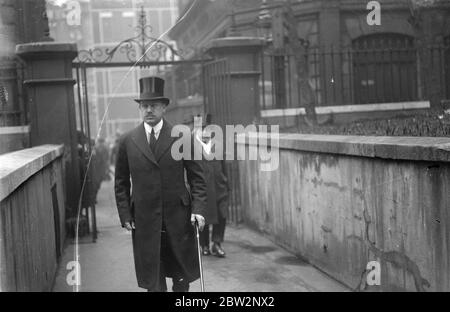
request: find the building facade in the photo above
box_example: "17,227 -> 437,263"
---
0,0 -> 49,129
48,0 -> 179,140
0,0 -> 50,154
168,0 -> 450,116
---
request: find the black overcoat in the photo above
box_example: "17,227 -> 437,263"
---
203,160 -> 229,225
114,119 -> 207,290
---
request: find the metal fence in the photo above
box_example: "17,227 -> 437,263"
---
260,44 -> 450,110
0,60 -> 26,127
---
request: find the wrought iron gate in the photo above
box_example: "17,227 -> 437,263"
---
0,59 -> 26,127
202,58 -> 231,127
202,58 -> 242,224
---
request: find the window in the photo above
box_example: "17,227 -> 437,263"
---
100,11 -> 134,43
0,83 -> 7,109
352,33 -> 417,104
0,64 -> 23,126
161,9 -> 174,33
148,10 -> 161,37
145,0 -> 172,8
108,69 -> 136,96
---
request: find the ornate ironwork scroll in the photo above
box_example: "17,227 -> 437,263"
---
75,6 -> 183,63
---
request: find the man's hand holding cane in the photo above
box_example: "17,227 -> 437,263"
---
191,214 -> 205,231
192,214 -> 206,292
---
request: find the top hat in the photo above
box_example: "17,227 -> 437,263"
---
134,76 -> 170,105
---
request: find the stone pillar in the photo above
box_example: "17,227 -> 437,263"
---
205,37 -> 265,126
204,37 -> 265,225
16,42 -> 80,214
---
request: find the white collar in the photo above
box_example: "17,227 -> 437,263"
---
144,119 -> 163,134
194,129 -> 212,155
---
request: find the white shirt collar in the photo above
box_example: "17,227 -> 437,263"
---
144,119 -> 163,140
194,129 -> 212,155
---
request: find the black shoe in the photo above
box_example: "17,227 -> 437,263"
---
202,246 -> 211,256
172,278 -> 189,292
211,243 -> 226,258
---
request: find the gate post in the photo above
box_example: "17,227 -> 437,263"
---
15,42 -> 81,216
204,37 -> 265,225
204,37 -> 265,125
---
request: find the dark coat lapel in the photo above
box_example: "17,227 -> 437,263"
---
155,119 -> 176,162
130,123 -> 158,166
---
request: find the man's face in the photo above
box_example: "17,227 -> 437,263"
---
139,100 -> 167,126
201,129 -> 212,144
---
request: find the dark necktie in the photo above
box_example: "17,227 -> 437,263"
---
149,128 -> 157,154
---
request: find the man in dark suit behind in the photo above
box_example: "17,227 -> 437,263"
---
114,76 -> 207,292
194,126 -> 229,258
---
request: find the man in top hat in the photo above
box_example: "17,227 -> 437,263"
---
114,76 -> 207,292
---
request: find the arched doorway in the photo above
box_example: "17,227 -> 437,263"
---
352,33 -> 417,104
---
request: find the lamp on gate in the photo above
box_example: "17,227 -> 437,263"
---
41,1 -> 54,42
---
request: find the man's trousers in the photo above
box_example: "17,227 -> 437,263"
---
200,213 -> 226,246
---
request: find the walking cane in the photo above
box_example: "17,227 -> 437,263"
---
195,220 -> 205,292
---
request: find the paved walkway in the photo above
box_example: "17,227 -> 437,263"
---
53,180 -> 348,292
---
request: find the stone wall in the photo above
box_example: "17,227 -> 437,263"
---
238,133 -> 450,291
0,145 -> 65,291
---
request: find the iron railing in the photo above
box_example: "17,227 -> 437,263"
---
0,60 -> 26,127
260,44 -> 450,110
